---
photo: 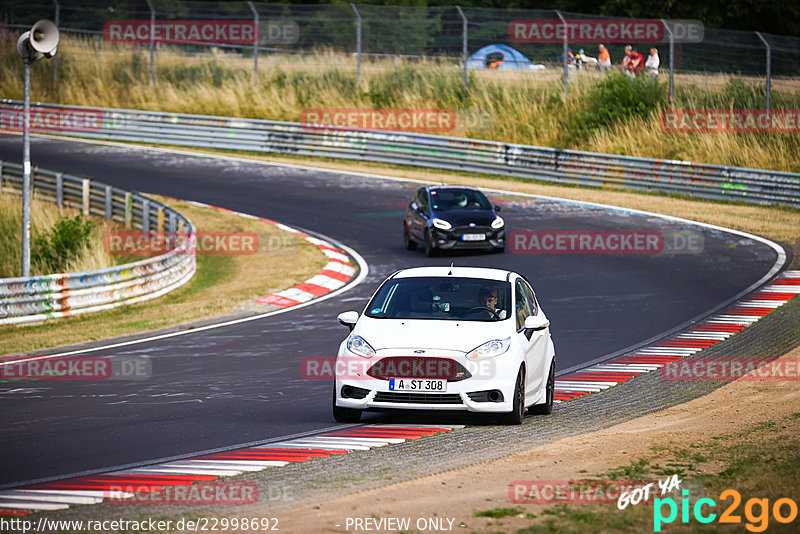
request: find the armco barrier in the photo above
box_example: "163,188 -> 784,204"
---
0,160 -> 196,326
1,100 -> 799,208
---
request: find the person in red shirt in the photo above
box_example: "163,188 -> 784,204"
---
629,47 -> 645,77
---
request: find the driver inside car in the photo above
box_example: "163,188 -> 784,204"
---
476,288 -> 507,320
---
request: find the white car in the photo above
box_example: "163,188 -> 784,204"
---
333,266 -> 556,425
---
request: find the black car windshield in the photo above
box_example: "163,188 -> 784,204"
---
366,277 -> 511,321
430,189 -> 492,211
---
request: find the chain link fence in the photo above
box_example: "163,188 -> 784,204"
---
2,1 -> 799,104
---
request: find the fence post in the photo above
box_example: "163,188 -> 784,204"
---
350,3 -> 362,87
105,185 -> 112,219
755,32 -> 771,112
0,160 -> 3,193
125,192 -> 133,229
145,0 -> 155,87
142,198 -> 150,233
81,179 -> 90,216
248,1 -> 259,79
52,0 -> 60,86
555,10 -> 568,99
56,172 -> 63,207
455,6 -> 468,91
661,19 -> 674,104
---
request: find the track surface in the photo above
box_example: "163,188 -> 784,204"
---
0,135 -> 780,486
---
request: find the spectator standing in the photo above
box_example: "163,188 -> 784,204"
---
645,47 -> 660,79
622,45 -> 633,77
630,46 -> 645,77
598,44 -> 611,70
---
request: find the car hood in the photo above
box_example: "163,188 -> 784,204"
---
354,317 -> 510,353
432,209 -> 496,228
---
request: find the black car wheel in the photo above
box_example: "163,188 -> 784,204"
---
403,223 -> 417,250
502,368 -> 525,425
530,359 -> 555,415
424,229 -> 436,257
332,383 -> 362,423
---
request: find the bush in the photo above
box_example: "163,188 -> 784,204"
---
573,73 -> 666,138
31,214 -> 96,273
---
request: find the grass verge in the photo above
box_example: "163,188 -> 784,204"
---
3,34 -> 800,172
0,192 -> 122,277
0,195 -> 328,355
514,411 -> 800,533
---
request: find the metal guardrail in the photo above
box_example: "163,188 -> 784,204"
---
1,100 -> 799,209
0,159 -> 196,325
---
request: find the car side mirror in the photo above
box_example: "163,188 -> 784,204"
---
410,201 -> 418,211
337,311 -> 359,331
494,205 -> 502,212
524,315 -> 549,332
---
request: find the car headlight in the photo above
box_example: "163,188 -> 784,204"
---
347,335 -> 376,358
491,216 -> 504,229
432,218 -> 452,231
465,337 -> 511,360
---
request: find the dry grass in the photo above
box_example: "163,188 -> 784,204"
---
0,191 -> 122,278
0,195 -> 328,355
3,34 -> 800,172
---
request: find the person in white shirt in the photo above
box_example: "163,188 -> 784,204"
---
645,48 -> 660,79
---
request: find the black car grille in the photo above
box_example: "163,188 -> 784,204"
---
367,357 -> 472,382
373,392 -> 463,404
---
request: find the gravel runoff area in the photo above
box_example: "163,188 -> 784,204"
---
41,284 -> 800,526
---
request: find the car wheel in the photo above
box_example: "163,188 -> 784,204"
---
502,368 -> 525,425
424,229 -> 436,257
529,359 -> 555,415
332,383 -> 362,423
404,223 -> 417,250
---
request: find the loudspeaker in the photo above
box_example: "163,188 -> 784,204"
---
30,19 -> 59,57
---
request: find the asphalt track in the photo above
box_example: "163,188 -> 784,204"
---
0,135 -> 782,487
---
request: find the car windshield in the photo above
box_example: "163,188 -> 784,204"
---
366,277 -> 511,321
430,189 -> 492,211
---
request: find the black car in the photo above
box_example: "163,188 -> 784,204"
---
403,186 -> 506,256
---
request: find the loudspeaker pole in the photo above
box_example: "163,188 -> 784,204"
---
22,55 -> 31,276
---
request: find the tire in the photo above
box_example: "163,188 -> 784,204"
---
424,229 -> 436,257
501,368 -> 525,425
404,223 -> 417,250
332,383 -> 362,423
529,359 -> 555,415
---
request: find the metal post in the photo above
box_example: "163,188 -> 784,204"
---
105,185 -> 112,219
555,10 -> 568,99
247,1 -> 258,79
755,32 -> 771,112
142,198 -> 150,233
455,6 -> 468,91
52,0 -> 60,85
56,172 -> 63,207
22,58 -> 32,277
661,19 -> 674,104
145,0 -> 155,87
350,3 -> 361,87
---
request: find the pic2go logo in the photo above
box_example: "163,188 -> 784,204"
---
654,489 -> 799,532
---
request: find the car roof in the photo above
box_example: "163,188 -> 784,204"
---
392,266 -> 514,282
426,185 -> 480,192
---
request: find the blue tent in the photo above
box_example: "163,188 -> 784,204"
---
466,44 -> 545,71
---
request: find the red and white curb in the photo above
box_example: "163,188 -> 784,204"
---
553,270 -> 800,402
0,425 -> 460,514
180,201 -> 357,309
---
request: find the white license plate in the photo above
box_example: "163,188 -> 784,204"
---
388,378 -> 447,392
461,233 -> 486,241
